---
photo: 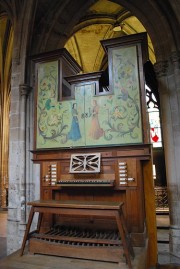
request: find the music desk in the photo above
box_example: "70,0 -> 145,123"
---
20,200 -> 134,268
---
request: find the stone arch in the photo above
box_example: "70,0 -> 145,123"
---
112,0 -> 179,62
31,0 -> 179,64
32,1 -> 96,53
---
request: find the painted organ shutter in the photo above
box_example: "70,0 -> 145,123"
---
35,37 -> 146,149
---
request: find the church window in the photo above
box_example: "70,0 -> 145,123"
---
146,85 -> 162,148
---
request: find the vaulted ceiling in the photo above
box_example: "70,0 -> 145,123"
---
65,0 -> 155,72
0,0 -> 180,74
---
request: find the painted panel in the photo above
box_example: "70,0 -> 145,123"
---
36,45 -> 143,149
36,61 -> 86,149
110,45 -> 143,143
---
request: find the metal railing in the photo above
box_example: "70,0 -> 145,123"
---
155,187 -> 169,212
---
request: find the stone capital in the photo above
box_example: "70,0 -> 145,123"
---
19,84 -> 31,96
154,61 -> 168,78
170,51 -> 180,69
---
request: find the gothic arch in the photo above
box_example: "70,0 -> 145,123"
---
30,0 -> 179,65
113,0 -> 180,61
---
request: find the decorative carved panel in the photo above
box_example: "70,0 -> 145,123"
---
69,153 -> 101,173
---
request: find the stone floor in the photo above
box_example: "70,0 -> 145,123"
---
156,213 -> 180,266
1,210 -> 180,267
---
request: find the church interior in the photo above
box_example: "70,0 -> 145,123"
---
0,0 -> 180,268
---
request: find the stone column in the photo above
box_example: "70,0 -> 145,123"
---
19,84 -> 31,223
7,0 -> 36,254
154,52 -> 180,260
168,51 -> 180,259
7,81 -> 31,254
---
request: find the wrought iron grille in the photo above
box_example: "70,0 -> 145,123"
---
155,187 -> 169,212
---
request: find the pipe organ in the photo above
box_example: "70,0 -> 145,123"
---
28,33 -> 157,267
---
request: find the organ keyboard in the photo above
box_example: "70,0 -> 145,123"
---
57,179 -> 115,186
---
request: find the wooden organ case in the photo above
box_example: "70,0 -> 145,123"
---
29,33 -> 157,267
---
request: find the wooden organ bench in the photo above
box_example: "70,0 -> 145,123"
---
20,200 -> 134,268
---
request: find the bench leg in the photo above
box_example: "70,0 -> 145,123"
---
120,209 -> 135,259
20,207 -> 34,256
37,212 -> 43,232
115,210 -> 133,269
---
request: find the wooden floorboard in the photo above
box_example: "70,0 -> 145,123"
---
0,211 -> 145,269
1,245 -> 180,269
0,249 -> 127,269
157,264 -> 180,269
0,246 -> 148,269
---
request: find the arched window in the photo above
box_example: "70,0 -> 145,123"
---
146,85 -> 162,148
144,60 -> 162,148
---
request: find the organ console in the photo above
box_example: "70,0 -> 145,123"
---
32,144 -> 149,240
26,33 -> 157,267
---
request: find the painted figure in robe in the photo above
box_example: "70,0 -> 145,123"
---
88,99 -> 104,140
68,103 -> 81,141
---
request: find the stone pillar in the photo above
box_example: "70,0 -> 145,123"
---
168,51 -> 180,259
7,0 -> 36,253
154,52 -> 180,260
7,81 -> 31,254
19,84 -> 31,223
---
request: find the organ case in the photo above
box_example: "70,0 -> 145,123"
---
31,33 -> 157,266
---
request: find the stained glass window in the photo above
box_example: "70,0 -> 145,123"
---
146,85 -> 162,148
